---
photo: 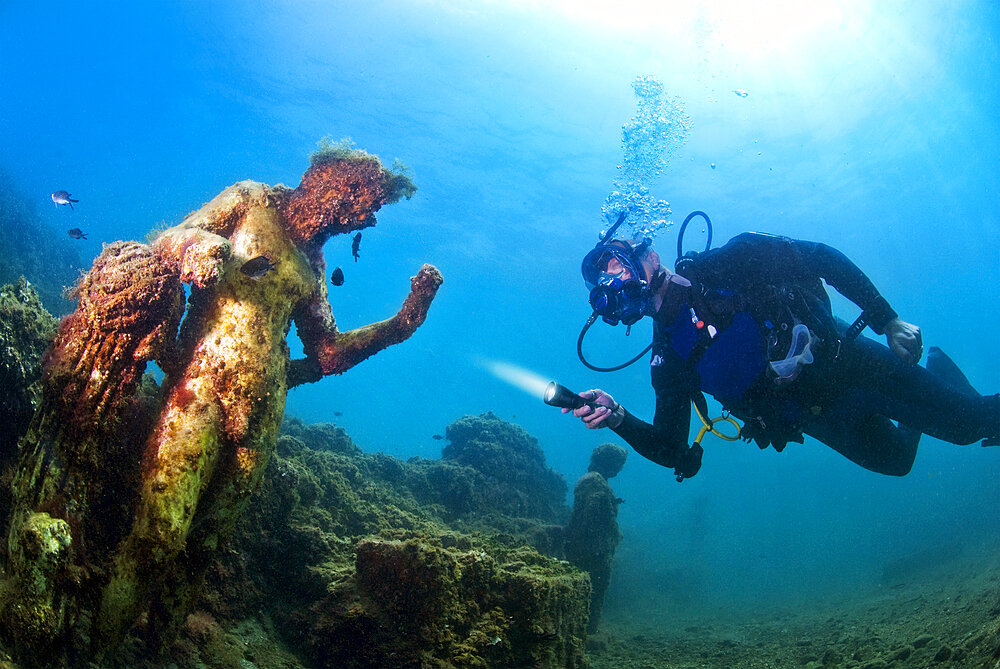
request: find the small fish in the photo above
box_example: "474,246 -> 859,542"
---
432,434 -> 444,440
352,232 -> 362,262
330,267 -> 344,286
51,190 -> 79,209
240,255 -> 277,280
733,88 -> 749,98
67,228 -> 87,240
333,411 -> 343,417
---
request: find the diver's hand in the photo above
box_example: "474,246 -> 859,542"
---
885,318 -> 923,364
562,389 -> 624,429
674,443 -> 704,480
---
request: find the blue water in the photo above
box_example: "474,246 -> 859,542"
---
3,1 -> 998,618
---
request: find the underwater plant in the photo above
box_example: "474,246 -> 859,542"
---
0,144 -> 442,663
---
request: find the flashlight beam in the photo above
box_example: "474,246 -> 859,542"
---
478,359 -> 552,400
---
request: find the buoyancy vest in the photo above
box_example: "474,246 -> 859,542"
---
660,303 -> 767,404
661,245 -> 842,448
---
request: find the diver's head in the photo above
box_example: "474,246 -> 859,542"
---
581,218 -> 662,327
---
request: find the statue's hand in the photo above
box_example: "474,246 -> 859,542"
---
178,235 -> 232,288
153,224 -> 233,289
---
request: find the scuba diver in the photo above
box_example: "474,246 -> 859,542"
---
564,212 -> 1000,480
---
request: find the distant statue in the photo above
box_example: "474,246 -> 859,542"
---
564,443 -> 626,632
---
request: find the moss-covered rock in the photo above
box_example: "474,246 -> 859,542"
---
310,534 -> 589,669
0,278 -> 57,460
587,443 -> 627,479
442,412 -> 569,523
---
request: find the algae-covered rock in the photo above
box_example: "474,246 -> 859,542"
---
0,278 -> 58,554
442,412 -> 568,522
0,278 -> 58,462
587,443 -> 627,479
192,415 -> 589,669
281,416 -> 362,456
0,512 -> 74,662
565,471 -> 622,633
310,535 -> 589,669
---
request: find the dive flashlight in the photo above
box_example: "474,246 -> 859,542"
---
543,381 -> 601,411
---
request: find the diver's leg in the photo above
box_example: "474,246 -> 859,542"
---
834,337 -> 999,445
804,396 -> 920,476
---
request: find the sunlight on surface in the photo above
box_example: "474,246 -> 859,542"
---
698,0 -> 864,60
448,0 -> 874,73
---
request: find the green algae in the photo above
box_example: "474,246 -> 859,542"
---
442,411 -> 569,523
184,414 -> 589,668
0,279 -> 57,461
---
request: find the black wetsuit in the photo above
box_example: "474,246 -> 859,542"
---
612,232 -> 999,477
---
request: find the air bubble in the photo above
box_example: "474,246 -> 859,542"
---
600,75 -> 691,240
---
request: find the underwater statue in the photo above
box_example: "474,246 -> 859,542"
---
564,443 -> 626,633
0,142 -> 442,662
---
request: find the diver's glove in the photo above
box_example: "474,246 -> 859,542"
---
673,443 -> 704,481
885,317 -> 923,365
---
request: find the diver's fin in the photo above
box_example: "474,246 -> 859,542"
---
926,346 -> 980,397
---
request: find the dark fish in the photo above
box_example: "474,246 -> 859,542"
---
67,228 -> 87,240
333,411 -> 343,417
432,434 -> 444,440
240,255 -> 277,280
51,190 -> 79,209
330,267 -> 344,286
352,232 -> 362,262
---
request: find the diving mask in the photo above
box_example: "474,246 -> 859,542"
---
581,214 -> 653,327
588,270 -> 649,326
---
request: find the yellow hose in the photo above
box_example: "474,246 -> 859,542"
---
692,398 -> 741,444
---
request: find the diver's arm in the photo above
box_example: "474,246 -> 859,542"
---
611,362 -> 703,478
790,239 -> 898,334
790,238 -> 926,361
612,398 -> 690,468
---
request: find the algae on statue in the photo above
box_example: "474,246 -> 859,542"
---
0,143 -> 442,663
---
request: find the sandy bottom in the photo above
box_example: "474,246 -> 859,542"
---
588,551 -> 1000,668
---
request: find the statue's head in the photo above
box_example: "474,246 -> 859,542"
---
282,139 -> 416,248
